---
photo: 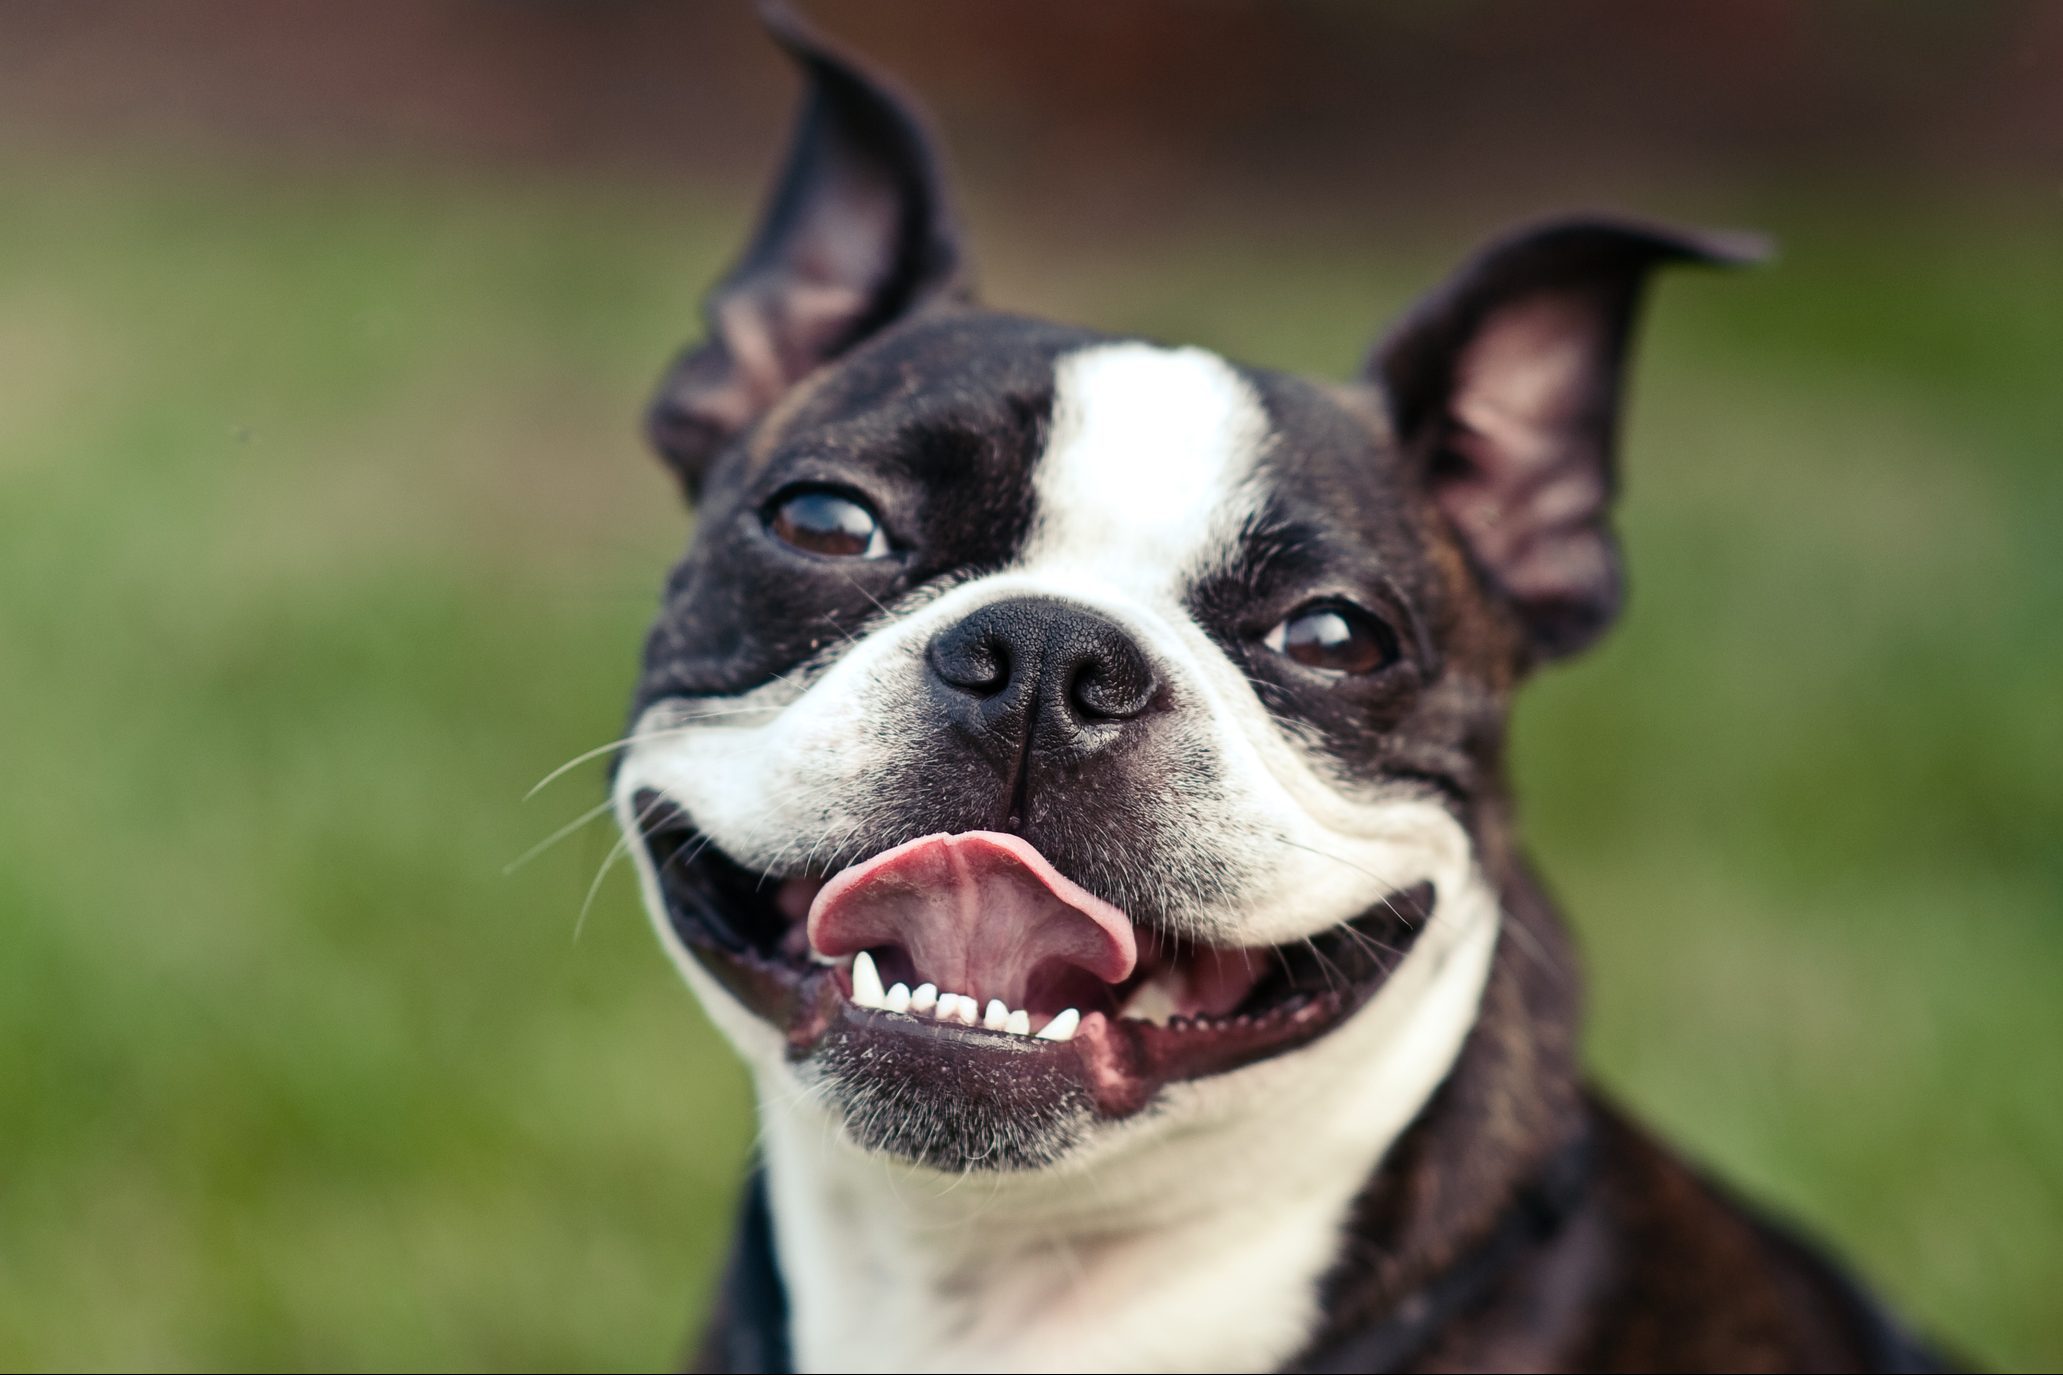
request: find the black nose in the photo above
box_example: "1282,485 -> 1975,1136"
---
926,597 -> 1161,755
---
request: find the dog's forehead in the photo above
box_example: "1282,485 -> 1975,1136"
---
1023,339 -> 1273,595
770,312 -> 1092,444
758,311 -> 1406,590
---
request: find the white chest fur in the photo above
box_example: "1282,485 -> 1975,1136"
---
765,1132 -> 1346,1373
753,877 -> 1501,1375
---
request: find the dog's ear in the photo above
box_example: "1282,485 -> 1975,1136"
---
647,4 -> 971,498
1373,217 -> 1765,661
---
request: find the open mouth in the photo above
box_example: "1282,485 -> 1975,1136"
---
633,790 -> 1432,1118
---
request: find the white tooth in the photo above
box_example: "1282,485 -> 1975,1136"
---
1005,1009 -> 1031,1036
885,982 -> 911,1014
1035,1008 -> 1080,1042
910,983 -> 939,1015
851,951 -> 885,1009
933,992 -> 963,1022
952,996 -> 979,1027
983,999 -> 1009,1031
1123,978 -> 1179,1026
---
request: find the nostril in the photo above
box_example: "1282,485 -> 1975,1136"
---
1069,654 -> 1156,722
928,623 -> 1011,696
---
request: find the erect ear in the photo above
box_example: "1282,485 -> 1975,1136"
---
646,3 -> 971,498
1373,216 -> 1766,662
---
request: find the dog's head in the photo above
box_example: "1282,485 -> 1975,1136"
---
615,14 -> 1758,1174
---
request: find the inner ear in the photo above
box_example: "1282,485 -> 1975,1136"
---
646,4 -> 972,499
1374,216 -> 1767,662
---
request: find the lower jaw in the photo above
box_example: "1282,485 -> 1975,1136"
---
669,882 -> 1434,1122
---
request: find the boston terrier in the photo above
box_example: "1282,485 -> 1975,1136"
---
610,10 -> 1943,1372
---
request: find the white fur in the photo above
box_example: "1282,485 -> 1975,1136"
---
754,854 -> 1498,1374
1027,343 -> 1271,597
612,342 -> 1501,1372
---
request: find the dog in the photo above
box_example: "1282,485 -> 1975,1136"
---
609,10 -> 1943,1372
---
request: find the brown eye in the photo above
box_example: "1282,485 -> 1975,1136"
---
1264,601 -> 1399,676
767,487 -> 890,559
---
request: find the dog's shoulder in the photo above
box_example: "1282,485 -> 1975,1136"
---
1401,1100 -> 1949,1374
1590,1103 -> 1947,1372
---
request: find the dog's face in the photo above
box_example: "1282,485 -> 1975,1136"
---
615,20 -> 1754,1174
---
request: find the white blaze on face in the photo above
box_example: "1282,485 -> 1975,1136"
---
1025,343 -> 1271,596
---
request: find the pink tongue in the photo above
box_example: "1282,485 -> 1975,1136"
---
806,832 -> 1137,1008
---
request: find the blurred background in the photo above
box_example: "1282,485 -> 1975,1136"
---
1,1 -> 2057,1368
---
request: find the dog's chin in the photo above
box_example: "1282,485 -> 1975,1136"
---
632,791 -> 1433,1172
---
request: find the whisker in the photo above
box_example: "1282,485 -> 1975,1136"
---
1274,836 -> 1423,929
1297,933 -> 1353,999
525,736 -> 646,800
573,835 -> 632,945
1278,829 -> 1513,980
1497,904 -> 1574,990
523,707 -> 782,800
503,796 -> 617,875
818,610 -> 863,648
669,831 -> 719,877
572,791 -> 669,944
1330,919 -> 1415,965
834,567 -> 899,622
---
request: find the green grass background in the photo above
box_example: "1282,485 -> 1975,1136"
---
1,159 -> 2057,1370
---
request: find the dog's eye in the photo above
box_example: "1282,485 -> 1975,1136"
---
1264,601 -> 1399,676
767,486 -> 891,559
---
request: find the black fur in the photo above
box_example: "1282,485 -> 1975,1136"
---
630,10 -> 1940,1373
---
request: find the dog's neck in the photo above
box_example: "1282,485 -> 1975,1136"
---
1297,858 -> 1590,1367
743,851 -> 1579,1375
759,1115 -> 1370,1373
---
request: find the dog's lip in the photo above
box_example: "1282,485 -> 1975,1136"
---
783,953 -> 1409,1118
631,790 -> 1432,1117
